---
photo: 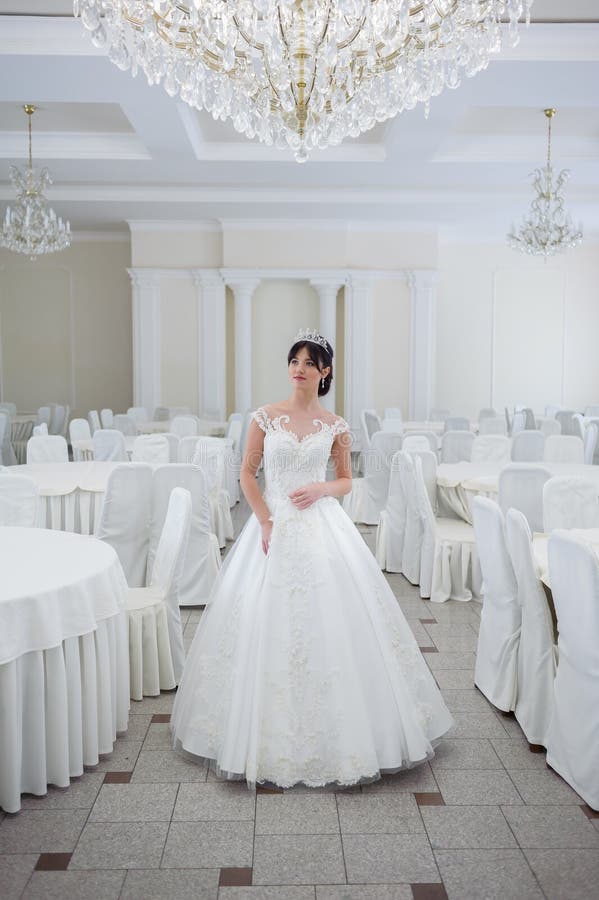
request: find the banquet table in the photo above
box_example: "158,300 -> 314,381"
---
437,461 -> 599,524
9,461 -> 120,533
137,420 -> 227,437
532,528 -> 599,588
0,527 -> 129,813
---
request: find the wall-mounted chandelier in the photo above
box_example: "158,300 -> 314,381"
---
508,108 -> 583,258
75,0 -> 532,161
0,105 -> 71,259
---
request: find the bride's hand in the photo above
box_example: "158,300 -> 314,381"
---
261,520 -> 273,555
288,482 -> 325,510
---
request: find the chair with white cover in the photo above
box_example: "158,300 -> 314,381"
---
539,418 -> 561,438
0,409 -> 16,467
169,406 -> 192,418
397,451 -> 423,585
572,414 -> 585,441
472,497 -> 520,710
26,435 -> 69,464
69,418 -> 92,460
147,465 -> 221,607
506,508 -> 557,746
48,404 -> 66,435
192,439 -> 235,544
96,463 -> 153,587
542,476 -> 599,532
584,422 -> 598,465
0,401 -> 16,417
478,416 -> 507,436
382,408 -> 403,434
225,413 -> 243,454
430,408 -> 450,422
545,404 -> 562,417
343,431 -> 403,525
411,449 -> 438,511
402,432 -> 437,454
441,430 -> 474,463
100,408 -> 114,428
37,406 -> 51,427
375,450 -> 406,573
444,416 -> 469,433
471,435 -> 511,464
555,410 -> 576,436
584,405 -> 599,417
132,434 -> 169,464
511,430 -> 545,462
87,410 -> 101,435
127,407 -> 149,428
0,474 -> 39,526
163,432 -> 179,462
414,455 -> 480,602
510,410 -> 526,435
546,532 -> 599,809
171,415 -> 199,438
478,408 -> 497,422
153,406 -> 170,421
0,412 -> 7,466
32,423 -> 48,437
225,414 -> 243,496
177,435 -> 200,463
113,414 -> 136,436
126,486 -> 191,699
92,429 -> 127,462
498,464 -> 551,534
239,410 -> 254,459
543,434 -> 584,464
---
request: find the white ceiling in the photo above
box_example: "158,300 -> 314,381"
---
0,1 -> 598,238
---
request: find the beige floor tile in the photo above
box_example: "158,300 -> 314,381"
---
434,848 -> 544,899
524,848 -> 599,900
20,773 -> 105,810
22,870 -> 126,900
342,833 -> 439,884
89,783 -> 178,822
162,822 -> 254,869
255,794 -> 339,835
490,739 -> 549,771
433,771 -> 523,805
316,887 -> 412,899
430,739 -> 503,771
94,740 -> 143,773
121,868 -> 219,899
219,888 -> 315,900
173,783 -> 256,822
361,763 -> 438,794
70,822 -> 169,870
336,793 -> 424,835
253,833 -> 346,885
131,750 -> 207,783
421,805 -> 517,849
502,805 -> 599,849
508,769 -> 585,805
0,854 -> 38,900
0,809 -> 88,854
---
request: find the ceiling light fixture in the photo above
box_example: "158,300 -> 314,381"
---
0,105 -> 71,260
507,108 -> 583,258
75,0 -> 532,162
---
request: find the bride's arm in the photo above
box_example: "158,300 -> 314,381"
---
240,420 -> 273,553
289,430 -> 352,509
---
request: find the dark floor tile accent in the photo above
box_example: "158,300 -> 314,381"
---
420,647 -> 438,654
411,884 -> 449,900
498,710 -> 515,718
419,619 -> 438,625
581,804 -> 599,819
151,714 -> 171,724
256,786 -> 284,794
529,743 -> 545,754
103,772 -> 132,784
219,867 -> 253,886
414,793 -> 445,807
35,853 -> 72,871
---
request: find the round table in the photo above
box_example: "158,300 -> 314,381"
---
533,528 -> 599,588
0,527 -> 129,813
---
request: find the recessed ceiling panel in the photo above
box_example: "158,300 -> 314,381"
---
0,101 -> 134,133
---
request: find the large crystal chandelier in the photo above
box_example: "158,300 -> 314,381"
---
508,108 -> 583,258
0,105 -> 71,259
75,0 -> 532,161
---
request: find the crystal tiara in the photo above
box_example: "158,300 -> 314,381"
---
293,328 -> 330,353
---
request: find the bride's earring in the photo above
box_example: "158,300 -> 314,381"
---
321,377 -> 325,390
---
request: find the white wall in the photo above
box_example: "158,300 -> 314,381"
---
0,239 -> 132,416
436,240 -> 599,419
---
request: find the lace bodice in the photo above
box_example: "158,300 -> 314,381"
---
252,407 -> 350,512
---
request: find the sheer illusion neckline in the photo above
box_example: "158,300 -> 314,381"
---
270,413 -> 332,443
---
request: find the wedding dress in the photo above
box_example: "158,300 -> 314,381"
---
171,407 -> 453,787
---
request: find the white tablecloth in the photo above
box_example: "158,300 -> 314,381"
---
72,436 -> 136,461
137,420 -> 226,437
0,527 -> 129,812
533,528 -> 599,588
10,461 -> 120,533
437,461 -> 599,524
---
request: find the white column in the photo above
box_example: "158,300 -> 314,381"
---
226,278 -> 260,413
310,277 -> 343,412
344,273 -> 374,448
192,269 -> 227,420
408,269 -> 438,421
128,268 -> 161,416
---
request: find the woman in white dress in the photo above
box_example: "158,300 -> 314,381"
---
171,329 -> 453,787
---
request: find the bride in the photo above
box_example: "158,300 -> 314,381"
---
171,329 -> 453,787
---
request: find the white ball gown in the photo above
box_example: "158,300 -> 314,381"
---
171,408 -> 453,788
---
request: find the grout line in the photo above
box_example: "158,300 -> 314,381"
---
335,793 -> 349,885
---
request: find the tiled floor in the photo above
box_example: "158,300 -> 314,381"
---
1,512 -> 598,900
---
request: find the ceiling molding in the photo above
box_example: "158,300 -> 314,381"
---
127,219 -> 221,233
0,131 -> 150,160
71,230 -> 129,242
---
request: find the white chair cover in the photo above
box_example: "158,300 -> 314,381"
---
430,408 -> 450,422
171,415 -> 199,438
147,465 -> 221,607
153,406 -> 170,421
361,409 -> 382,446
0,401 -> 16,417
37,406 -> 51,426
48,404 -> 66,435
126,487 -> 191,698
127,407 -> 149,426
441,430 -> 474,463
546,532 -> 599,809
584,423 -> 598,465
225,413 -> 243,452
542,476 -> 599,532
584,405 -> 599,417
0,474 -> 39,526
0,412 -> 7,466
414,456 -> 480,603
87,409 -> 101,434
169,406 -> 192,417
402,432 -> 437,453
375,450 -> 406,573
177,435 -> 200,463
26,435 -> 68,464
384,407 -> 403,421
100,408 -> 114,428
478,408 -> 497,421
511,411 -> 526,435
506,509 -> 557,746
192,439 -> 235,543
572,414 -> 585,441
410,449 -> 438,511
382,418 -> 403,434
92,429 -> 127,462
539,418 -> 561,437
444,416 -> 469,432
69,418 -> 92,460
511,430 -> 545,462
132,434 -> 170,464
113,414 -> 136,436
555,410 -> 576,436
398,451 -> 423,585
498,464 -> 551,534
343,431 -> 403,525
96,463 -> 153,587
478,416 -> 507,436
545,404 -> 562,417
471,435 -> 511,463
163,432 -> 180,462
239,410 -> 254,458
472,497 -> 520,710
543,434 -> 584,464
32,423 -> 48,436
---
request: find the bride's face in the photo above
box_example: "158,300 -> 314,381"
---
288,345 -> 329,392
